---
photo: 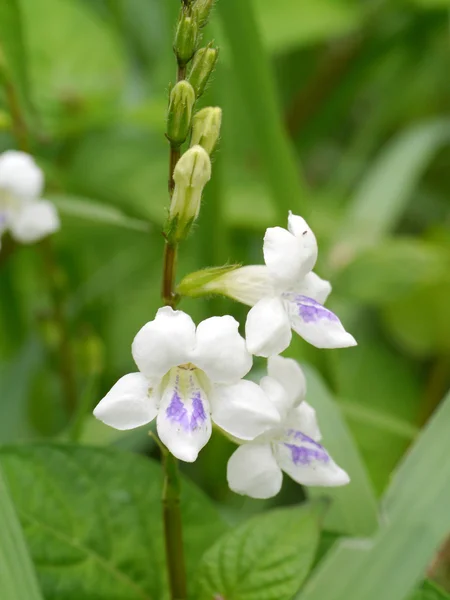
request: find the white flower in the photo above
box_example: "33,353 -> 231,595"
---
0,151 -> 60,249
227,356 -> 350,499
94,307 -> 280,462
204,212 -> 356,357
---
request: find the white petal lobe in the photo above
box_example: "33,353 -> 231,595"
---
264,225 -> 316,285
157,368 -> 212,462
259,376 -> 290,420
193,315 -> 252,384
284,294 -> 357,349
294,272 -> 332,305
274,431 -> 350,487
267,355 -> 307,406
132,307 -> 196,379
0,151 -> 44,199
211,380 -> 280,440
93,373 -> 157,430
227,443 -> 283,499
286,402 -> 322,442
9,200 -> 60,243
245,297 -> 292,358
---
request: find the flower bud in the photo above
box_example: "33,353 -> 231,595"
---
193,0 -> 215,28
174,8 -> 199,66
188,46 -> 218,99
166,81 -> 196,147
191,107 -> 222,154
167,145 -> 211,242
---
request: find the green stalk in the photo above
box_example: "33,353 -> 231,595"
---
217,0 -> 309,221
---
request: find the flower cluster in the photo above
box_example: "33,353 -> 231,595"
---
0,151 -> 59,250
94,212 -> 355,497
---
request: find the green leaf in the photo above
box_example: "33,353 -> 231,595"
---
217,0 -> 309,222
20,0 -> 125,131
382,282 -> 450,357
298,389 -> 450,600
301,364 -> 379,536
332,119 -> 450,262
330,321 -> 422,492
0,0 -> 31,113
253,0 -> 362,54
411,581 -> 450,600
0,466 -> 43,600
334,238 -> 449,306
50,194 -> 151,232
194,504 -> 321,600
0,443 -> 228,600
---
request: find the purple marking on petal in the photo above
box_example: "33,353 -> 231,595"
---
286,429 -> 322,449
190,392 -> 207,430
284,442 -> 330,466
166,392 -> 190,431
284,294 -> 339,324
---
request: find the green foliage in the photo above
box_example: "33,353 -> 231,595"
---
298,389 -> 450,600
411,581 -> 450,600
0,443 -> 228,600
194,504 -> 321,600
0,0 -> 31,113
0,466 -> 43,600
217,0 -> 309,222
301,364 -> 378,536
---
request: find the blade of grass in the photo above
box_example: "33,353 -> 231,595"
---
298,389 -> 450,600
302,363 -> 379,537
330,119 -> 450,266
217,0 -> 309,222
0,466 -> 43,599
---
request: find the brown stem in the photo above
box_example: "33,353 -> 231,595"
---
39,239 -> 77,416
162,241 -> 178,308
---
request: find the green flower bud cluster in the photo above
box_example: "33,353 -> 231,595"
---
165,0 -> 221,242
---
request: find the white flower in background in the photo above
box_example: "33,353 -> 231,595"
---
227,356 -> 350,499
0,151 -> 60,249
202,212 -> 356,357
94,307 -> 280,462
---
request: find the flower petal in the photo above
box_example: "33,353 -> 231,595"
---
132,307 -> 196,379
205,265 -> 274,307
263,225 -> 315,286
211,380 -> 280,440
274,430 -> 350,487
0,151 -> 44,199
227,443 -> 283,499
263,213 -> 317,285
157,367 -> 212,462
93,373 -> 157,430
294,272 -> 332,304
259,376 -> 291,420
284,294 -> 357,349
9,200 -> 60,243
245,297 -> 292,358
192,315 -> 252,384
286,402 -> 322,442
267,355 -> 306,406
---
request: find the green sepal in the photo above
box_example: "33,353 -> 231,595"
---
177,265 -> 241,297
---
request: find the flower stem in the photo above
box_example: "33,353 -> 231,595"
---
39,238 -> 78,417
162,452 -> 187,600
160,55 -> 187,600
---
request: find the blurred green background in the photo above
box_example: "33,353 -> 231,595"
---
0,0 -> 450,590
